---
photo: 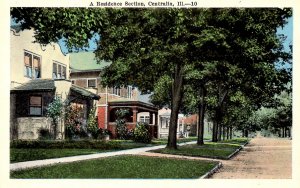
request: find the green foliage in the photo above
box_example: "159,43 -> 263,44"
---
87,108 -> 100,139
64,105 -> 87,139
46,97 -> 63,120
115,108 -> 129,140
46,97 -> 64,139
133,122 -> 152,143
151,141 -> 243,160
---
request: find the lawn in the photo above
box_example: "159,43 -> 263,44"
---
10,155 -> 218,179
10,140 -> 152,163
150,139 -> 248,159
10,138 -> 198,163
11,148 -> 105,163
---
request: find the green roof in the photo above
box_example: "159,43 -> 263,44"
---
69,52 -> 111,72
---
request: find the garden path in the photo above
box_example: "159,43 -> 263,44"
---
210,135 -> 292,179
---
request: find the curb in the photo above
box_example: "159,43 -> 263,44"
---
199,161 -> 222,179
226,141 -> 249,159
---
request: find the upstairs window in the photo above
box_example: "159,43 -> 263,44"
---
24,51 -> 41,79
87,79 -> 96,88
29,96 -> 42,116
127,86 -> 132,99
53,61 -> 66,79
113,87 -> 120,96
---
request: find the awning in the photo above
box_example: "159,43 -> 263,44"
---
70,85 -> 100,100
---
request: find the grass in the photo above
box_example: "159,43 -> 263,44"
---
10,149 -> 105,163
10,155 -> 218,179
150,139 -> 248,159
10,138 -> 198,163
152,136 -> 199,145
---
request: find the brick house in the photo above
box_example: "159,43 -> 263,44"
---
69,52 -> 159,138
10,27 -> 100,140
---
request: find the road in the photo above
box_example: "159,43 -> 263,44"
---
210,135 -> 292,179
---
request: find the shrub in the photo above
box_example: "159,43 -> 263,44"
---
65,105 -> 85,140
115,108 -> 129,140
133,122 -> 151,143
87,108 -> 100,139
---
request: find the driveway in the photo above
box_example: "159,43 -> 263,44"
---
210,135 -> 292,179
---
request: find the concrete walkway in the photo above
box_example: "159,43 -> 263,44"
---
10,141 -> 196,171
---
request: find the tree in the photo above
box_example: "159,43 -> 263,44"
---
46,97 -> 64,139
11,8 -> 292,148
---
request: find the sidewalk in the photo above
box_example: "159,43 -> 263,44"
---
10,141 -> 197,171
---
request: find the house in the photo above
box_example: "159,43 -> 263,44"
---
158,108 -> 186,138
10,27 -> 100,140
69,52 -> 159,138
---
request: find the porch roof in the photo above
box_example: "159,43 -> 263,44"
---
10,79 -> 55,92
108,100 -> 158,113
70,85 -> 100,100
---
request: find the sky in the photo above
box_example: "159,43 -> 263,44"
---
276,17 -> 293,53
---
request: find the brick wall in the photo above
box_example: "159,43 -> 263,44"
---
97,106 -> 106,129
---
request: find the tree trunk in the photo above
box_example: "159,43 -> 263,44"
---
197,85 -> 206,145
229,126 -> 233,139
167,64 -> 184,149
218,123 -> 222,141
222,125 -> 226,140
226,126 -> 229,140
212,119 -> 218,142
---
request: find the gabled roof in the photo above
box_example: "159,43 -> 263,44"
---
11,79 -> 55,92
69,52 -> 111,72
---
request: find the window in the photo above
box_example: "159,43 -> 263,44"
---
87,79 -> 96,88
29,96 -> 42,116
113,87 -> 120,96
53,61 -> 66,79
71,80 -> 75,84
161,117 -> 170,128
127,86 -> 132,99
140,116 -> 150,124
24,51 -> 41,79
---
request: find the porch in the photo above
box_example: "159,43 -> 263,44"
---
106,101 -> 159,138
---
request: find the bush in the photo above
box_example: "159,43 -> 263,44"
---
115,108 -> 129,140
133,122 -> 151,143
87,108 -> 99,139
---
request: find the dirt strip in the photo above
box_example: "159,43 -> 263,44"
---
210,135 -> 292,179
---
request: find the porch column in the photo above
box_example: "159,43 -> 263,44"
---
154,112 -> 158,126
154,112 -> 158,138
149,112 -> 153,125
132,107 -> 138,124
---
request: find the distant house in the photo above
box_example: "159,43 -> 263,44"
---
69,52 -> 159,138
158,108 -> 186,138
10,27 -> 99,140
